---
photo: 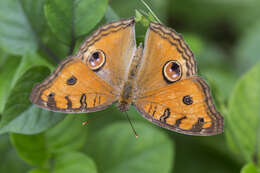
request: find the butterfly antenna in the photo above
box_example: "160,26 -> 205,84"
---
124,111 -> 139,138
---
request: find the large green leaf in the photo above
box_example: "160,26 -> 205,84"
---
0,66 -> 65,134
241,163 -> 260,173
1,66 -> 50,127
0,106 -> 64,135
20,0 -> 47,36
0,56 -> 21,113
226,61 -> 260,163
9,115 -> 88,167
10,133 -> 50,167
85,122 -> 174,173
46,115 -> 88,154
0,52 -> 52,114
0,0 -> 46,54
44,0 -> 108,45
54,152 -> 97,173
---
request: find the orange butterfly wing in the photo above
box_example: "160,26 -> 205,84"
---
30,18 -> 136,113
134,22 -> 223,136
135,77 -> 223,136
136,22 -> 197,93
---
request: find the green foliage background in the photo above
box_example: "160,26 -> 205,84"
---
0,0 -> 260,172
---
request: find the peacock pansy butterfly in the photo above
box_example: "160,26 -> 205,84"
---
30,18 -> 224,136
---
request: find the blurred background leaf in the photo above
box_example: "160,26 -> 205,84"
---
226,61 -> 260,164
235,22 -> 260,75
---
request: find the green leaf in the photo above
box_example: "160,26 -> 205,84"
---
54,152 -> 97,173
1,66 -> 50,127
0,134 -> 29,173
44,0 -> 108,45
0,56 -> 21,113
0,106 -> 64,135
28,169 -> 50,173
172,132 -> 242,173
241,163 -> 260,173
110,0 -> 167,23
9,115 -> 88,167
10,133 -> 50,167
226,61 -> 260,163
235,22 -> 260,75
135,10 -> 150,27
0,66 -> 65,134
20,0 -> 47,36
0,0 -> 46,54
46,115 -> 88,154
104,5 -> 120,22
0,52 -> 52,114
85,122 -> 174,173
12,52 -> 53,86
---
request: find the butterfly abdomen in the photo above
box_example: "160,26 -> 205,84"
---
118,43 -> 143,112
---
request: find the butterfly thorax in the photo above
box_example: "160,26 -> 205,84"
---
118,44 -> 143,112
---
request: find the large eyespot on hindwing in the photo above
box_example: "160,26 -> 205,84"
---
86,50 -> 106,71
162,60 -> 182,83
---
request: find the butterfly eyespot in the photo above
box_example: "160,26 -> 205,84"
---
183,95 -> 193,105
87,50 -> 106,71
163,60 -> 182,83
198,117 -> 204,123
48,92 -> 55,97
66,75 -> 77,85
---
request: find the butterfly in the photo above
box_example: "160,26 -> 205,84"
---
30,18 -> 224,136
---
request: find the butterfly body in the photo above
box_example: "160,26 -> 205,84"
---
30,18 -> 224,136
118,43 -> 143,112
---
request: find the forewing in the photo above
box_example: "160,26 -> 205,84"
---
30,18 -> 136,113
136,22 -> 196,93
